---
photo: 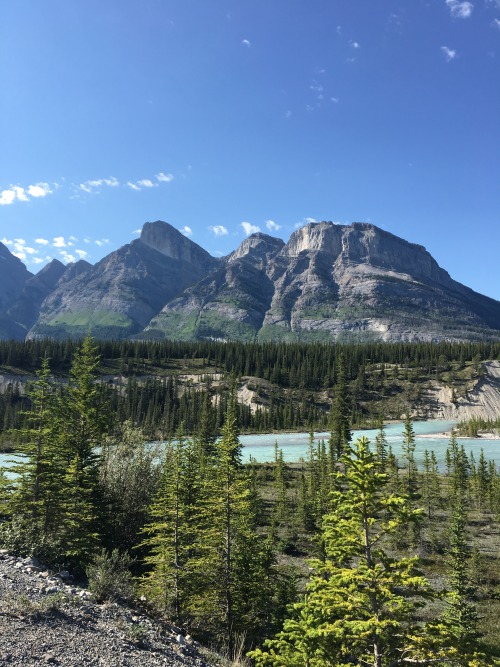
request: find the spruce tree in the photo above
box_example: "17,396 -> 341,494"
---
249,437 -> 494,667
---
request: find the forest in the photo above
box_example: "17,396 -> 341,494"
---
0,337 -> 499,446
0,337 -> 499,666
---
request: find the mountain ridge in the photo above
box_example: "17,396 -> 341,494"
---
0,220 -> 498,343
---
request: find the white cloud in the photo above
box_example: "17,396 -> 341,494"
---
156,172 -> 174,183
180,226 -> 193,236
1,238 -> 12,245
0,189 -> 16,206
330,96 -> 339,104
494,18 -> 500,28
95,238 -> 110,247
13,251 -> 26,260
24,246 -> 38,255
14,238 -> 26,245
59,250 -> 77,264
0,180 -> 54,206
132,229 -> 142,235
350,41 -> 361,48
127,182 -> 141,191
69,235 -> 78,241
241,221 -> 260,235
137,179 -> 156,188
242,39 -> 251,47
27,183 -> 52,197
445,0 -> 473,18
12,186 -> 29,202
35,238 -> 49,245
441,45 -> 457,61
75,249 -> 88,258
32,257 -> 44,264
53,237 -> 67,248
79,177 -> 119,193
266,220 -> 281,231
209,225 -> 229,237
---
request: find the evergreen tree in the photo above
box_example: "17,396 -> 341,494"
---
250,437 -> 494,667
55,337 -> 109,566
328,353 -> 351,460
443,498 -> 480,652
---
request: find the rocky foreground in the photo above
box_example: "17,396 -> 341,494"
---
0,551 -> 217,667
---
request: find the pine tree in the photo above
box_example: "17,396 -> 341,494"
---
328,353 -> 351,460
443,498 -> 480,652
55,337 -> 109,567
138,435 -> 200,620
249,436 -> 444,667
249,437 -> 495,667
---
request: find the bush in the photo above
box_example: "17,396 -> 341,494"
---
86,548 -> 134,602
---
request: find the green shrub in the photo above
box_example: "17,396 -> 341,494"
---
86,548 -> 134,602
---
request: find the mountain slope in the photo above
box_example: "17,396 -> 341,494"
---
0,243 -> 34,340
27,221 -> 219,340
141,222 -> 500,343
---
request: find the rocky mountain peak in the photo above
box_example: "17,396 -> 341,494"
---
228,233 -> 285,264
281,221 -> 344,258
139,220 -> 217,269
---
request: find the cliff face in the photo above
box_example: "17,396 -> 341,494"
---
1,220 -> 499,343
142,222 -> 500,343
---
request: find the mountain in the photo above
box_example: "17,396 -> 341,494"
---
0,219 -> 499,343
141,221 -> 500,343
26,221 -> 218,340
0,243 -> 34,340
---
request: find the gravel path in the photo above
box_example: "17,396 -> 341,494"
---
0,551 -> 217,667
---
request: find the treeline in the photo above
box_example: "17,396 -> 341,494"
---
0,337 -> 499,444
0,337 -> 499,386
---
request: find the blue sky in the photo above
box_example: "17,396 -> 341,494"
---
1,0 -> 499,299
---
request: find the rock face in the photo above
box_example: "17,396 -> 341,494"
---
142,222 -> 500,343
1,220 -> 500,343
27,221 -> 218,340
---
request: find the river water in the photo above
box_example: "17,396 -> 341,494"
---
1,420 -> 499,472
239,420 -> 500,468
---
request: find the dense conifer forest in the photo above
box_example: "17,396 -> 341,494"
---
0,338 -> 499,446
0,337 -> 499,665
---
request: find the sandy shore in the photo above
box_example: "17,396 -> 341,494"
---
418,431 -> 500,440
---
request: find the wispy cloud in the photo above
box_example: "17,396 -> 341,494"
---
59,250 -> 77,264
241,222 -> 260,235
127,182 -> 141,191
79,177 -> 119,193
350,41 -> 361,48
441,45 -> 457,61
156,172 -> 174,183
0,181 -> 52,206
266,220 -> 281,232
137,179 -> 156,188
494,18 -> 500,28
242,39 -> 251,47
95,239 -> 110,247
209,225 -> 229,237
295,217 -> 318,229
445,0 -> 473,18
180,226 -> 193,236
